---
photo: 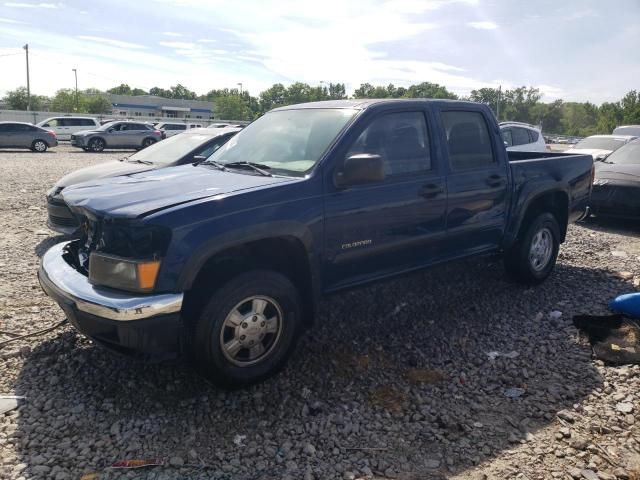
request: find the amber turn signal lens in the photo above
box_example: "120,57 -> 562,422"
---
136,261 -> 161,290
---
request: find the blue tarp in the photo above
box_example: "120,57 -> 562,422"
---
610,293 -> 640,319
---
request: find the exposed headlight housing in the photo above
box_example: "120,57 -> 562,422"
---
89,252 -> 161,293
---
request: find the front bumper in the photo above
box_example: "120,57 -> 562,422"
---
70,136 -> 86,147
38,241 -> 184,357
590,184 -> 640,219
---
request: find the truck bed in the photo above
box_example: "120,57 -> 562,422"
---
508,151 -> 588,162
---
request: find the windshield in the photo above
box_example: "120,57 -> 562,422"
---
605,140 -> 640,165
128,132 -> 225,165
574,137 -> 629,151
205,108 -> 358,176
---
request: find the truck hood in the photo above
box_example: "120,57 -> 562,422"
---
55,160 -> 154,190
595,163 -> 640,183
61,164 -> 296,218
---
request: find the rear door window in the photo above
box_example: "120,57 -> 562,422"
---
441,111 -> 495,169
501,128 -> 513,147
512,127 -> 530,146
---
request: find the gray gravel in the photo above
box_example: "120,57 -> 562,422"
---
1,145 -> 640,480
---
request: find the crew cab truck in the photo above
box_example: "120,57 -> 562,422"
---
38,99 -> 594,386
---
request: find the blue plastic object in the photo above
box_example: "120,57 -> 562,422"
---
609,293 -> 640,319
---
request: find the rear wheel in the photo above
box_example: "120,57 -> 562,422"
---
31,140 -> 48,152
141,138 -> 156,149
504,212 -> 560,284
190,270 -> 302,387
89,138 -> 105,152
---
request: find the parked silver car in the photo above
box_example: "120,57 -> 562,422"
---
0,121 -> 58,152
70,121 -> 162,152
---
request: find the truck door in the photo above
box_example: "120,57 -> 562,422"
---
323,110 -> 447,290
438,108 -> 508,254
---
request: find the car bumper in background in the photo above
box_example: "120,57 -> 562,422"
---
38,241 -> 184,358
70,136 -> 85,147
590,184 -> 640,219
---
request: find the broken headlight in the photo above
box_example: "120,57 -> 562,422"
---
89,253 -> 161,293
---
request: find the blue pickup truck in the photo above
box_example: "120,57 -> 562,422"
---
39,99 -> 594,386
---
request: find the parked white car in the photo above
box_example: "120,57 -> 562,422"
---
500,122 -> 547,152
568,134 -> 637,161
155,122 -> 203,138
36,116 -> 99,141
613,125 -> 640,137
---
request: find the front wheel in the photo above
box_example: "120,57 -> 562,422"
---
31,140 -> 48,152
141,138 -> 156,149
191,270 -> 302,387
504,212 -> 560,284
89,138 -> 105,152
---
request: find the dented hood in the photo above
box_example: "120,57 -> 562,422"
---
55,160 -> 153,189
61,164 -> 295,219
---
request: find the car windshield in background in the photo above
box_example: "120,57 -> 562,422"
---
127,132 -> 216,165
204,108 -> 358,176
574,137 -> 628,151
605,140 -> 640,165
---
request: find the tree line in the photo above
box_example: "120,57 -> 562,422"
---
3,81 -> 639,136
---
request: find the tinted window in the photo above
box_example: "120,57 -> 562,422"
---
574,136 -> 629,151
123,123 -> 147,131
129,132 -> 234,165
347,112 -> 431,175
79,119 -> 96,126
6,123 -> 31,132
501,128 -> 513,147
441,111 -> 494,169
512,127 -> 530,146
165,124 -> 186,131
197,137 -> 229,158
529,129 -> 539,142
606,139 -> 640,165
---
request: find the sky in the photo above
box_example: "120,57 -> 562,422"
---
0,0 -> 638,103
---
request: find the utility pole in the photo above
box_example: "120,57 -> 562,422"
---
237,82 -> 243,96
23,44 -> 30,111
496,85 -> 501,121
72,68 -> 78,111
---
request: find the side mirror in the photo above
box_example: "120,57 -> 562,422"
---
336,153 -> 385,188
503,141 -> 509,147
107,128 -> 115,133
192,155 -> 207,163
42,123 -> 50,127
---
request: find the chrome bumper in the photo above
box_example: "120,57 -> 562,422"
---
38,241 -> 183,322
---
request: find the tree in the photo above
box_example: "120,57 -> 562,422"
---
404,82 -> 457,99
3,87 -> 45,110
85,95 -> 112,114
149,86 -> 171,97
214,95 -> 252,121
131,88 -> 148,96
51,89 -> 80,112
620,90 -> 640,125
259,83 -> 288,112
107,84 -> 132,95
169,84 -> 197,100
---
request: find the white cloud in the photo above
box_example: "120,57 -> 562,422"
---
4,2 -> 59,7
77,35 -> 147,50
468,21 -> 498,30
162,31 -> 183,37
0,17 -> 24,23
197,38 -> 216,43
159,41 -> 195,49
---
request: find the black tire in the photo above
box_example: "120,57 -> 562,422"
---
89,138 -> 105,152
31,140 -> 48,152
141,138 -> 156,149
82,147 -> 89,152
190,270 -> 302,387
504,212 -> 560,285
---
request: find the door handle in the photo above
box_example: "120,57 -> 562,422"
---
486,175 -> 505,187
419,184 -> 444,198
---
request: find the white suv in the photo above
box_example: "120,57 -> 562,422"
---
155,122 -> 203,138
36,116 -> 100,141
500,122 -> 547,152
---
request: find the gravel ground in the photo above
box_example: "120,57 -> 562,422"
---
1,145 -> 639,480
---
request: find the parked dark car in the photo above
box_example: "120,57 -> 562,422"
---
38,99 -> 593,386
590,138 -> 640,219
70,121 -> 163,152
47,127 -> 240,234
0,121 -> 58,152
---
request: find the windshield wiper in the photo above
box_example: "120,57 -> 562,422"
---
200,159 -> 227,170
224,161 -> 273,177
127,158 -> 153,165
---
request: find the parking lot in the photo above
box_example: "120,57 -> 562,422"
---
1,145 -> 639,480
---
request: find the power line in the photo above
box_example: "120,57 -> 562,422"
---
0,52 -> 21,58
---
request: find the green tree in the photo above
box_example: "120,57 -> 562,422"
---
85,95 -> 112,114
259,83 -> 288,112
169,84 -> 197,100
107,84 -> 132,95
404,82 -> 457,99
131,88 -> 148,96
620,90 -> 640,124
51,88 -> 81,112
149,86 -> 171,97
214,95 -> 252,121
3,87 -> 46,110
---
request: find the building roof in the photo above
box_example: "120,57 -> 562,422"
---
109,94 -> 214,113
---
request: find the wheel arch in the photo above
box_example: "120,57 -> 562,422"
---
511,190 -> 569,245
181,229 -> 319,329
